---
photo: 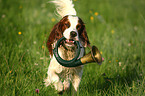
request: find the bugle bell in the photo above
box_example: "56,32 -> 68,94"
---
80,46 -> 102,65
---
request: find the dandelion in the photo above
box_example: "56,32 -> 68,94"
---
111,30 -> 115,34
94,12 -> 99,16
100,51 -> 102,55
42,45 -> 45,49
51,18 -> 56,22
109,61 -> 111,63
90,16 -> 94,21
19,5 -> 22,9
18,32 -> 22,35
10,71 -> 12,73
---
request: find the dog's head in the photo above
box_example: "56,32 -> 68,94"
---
47,15 -> 90,56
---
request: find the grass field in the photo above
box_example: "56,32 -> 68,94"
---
0,0 -> 145,95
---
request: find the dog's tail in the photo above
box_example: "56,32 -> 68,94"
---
50,0 -> 77,17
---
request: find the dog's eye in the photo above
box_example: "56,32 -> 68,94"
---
65,23 -> 70,28
76,25 -> 81,29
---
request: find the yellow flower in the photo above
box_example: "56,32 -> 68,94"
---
94,12 -> 99,16
51,18 -> 56,22
111,30 -> 115,34
116,60 -> 118,62
90,16 -> 94,21
100,51 -> 102,55
10,71 -> 12,73
109,61 -> 111,63
74,0 -> 77,1
18,32 -> 22,35
42,45 -> 45,49
19,5 -> 22,9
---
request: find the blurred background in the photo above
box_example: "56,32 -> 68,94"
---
0,0 -> 145,95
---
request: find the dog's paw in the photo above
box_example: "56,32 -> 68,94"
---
44,78 -> 51,87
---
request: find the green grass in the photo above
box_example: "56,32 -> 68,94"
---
0,0 -> 145,95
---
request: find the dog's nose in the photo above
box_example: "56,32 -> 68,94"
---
70,31 -> 77,37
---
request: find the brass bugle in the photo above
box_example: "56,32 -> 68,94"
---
80,46 -> 102,65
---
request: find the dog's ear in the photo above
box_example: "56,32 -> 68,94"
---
47,16 -> 69,57
79,25 -> 90,47
47,23 -> 63,57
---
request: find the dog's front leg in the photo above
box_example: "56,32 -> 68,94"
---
45,58 -> 64,93
45,68 -> 64,92
72,67 -> 83,92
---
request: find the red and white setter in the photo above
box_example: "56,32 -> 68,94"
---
44,0 -> 90,94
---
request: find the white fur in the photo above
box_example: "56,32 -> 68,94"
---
44,46 -> 84,92
50,0 -> 77,17
63,15 -> 79,41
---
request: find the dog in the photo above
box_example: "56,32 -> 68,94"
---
44,0 -> 90,94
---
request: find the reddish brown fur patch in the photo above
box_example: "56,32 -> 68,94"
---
77,18 -> 90,47
47,16 -> 70,57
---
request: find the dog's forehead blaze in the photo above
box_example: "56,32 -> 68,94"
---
68,15 -> 79,28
